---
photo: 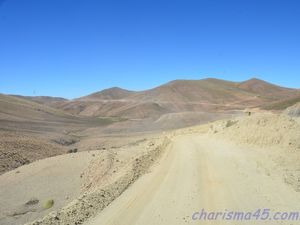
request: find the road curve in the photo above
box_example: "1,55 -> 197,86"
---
85,134 -> 300,225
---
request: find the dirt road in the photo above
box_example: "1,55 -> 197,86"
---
85,134 -> 300,225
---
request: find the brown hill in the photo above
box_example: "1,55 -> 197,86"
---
130,78 -> 253,103
12,95 -> 67,104
79,87 -> 135,101
1,78 -> 299,173
262,95 -> 300,110
48,78 -> 300,119
238,78 -> 298,99
0,94 -> 116,174
0,94 -> 112,131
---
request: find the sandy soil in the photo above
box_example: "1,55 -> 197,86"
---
0,151 -> 104,225
25,136 -> 170,225
85,134 -> 300,225
2,110 -> 300,225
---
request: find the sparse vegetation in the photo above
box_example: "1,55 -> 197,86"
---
284,102 -> 300,117
67,148 -> 78,153
53,138 -> 77,146
43,199 -> 54,209
262,96 -> 300,110
25,198 -> 39,206
225,120 -> 237,127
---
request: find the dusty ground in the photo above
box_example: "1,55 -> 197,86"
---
83,112 -> 300,225
85,135 -> 300,225
10,110 -> 297,225
0,151 -> 104,225
1,97 -> 300,225
25,135 -> 170,225
0,129 -> 168,225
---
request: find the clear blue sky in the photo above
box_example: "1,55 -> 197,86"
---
0,0 -> 299,99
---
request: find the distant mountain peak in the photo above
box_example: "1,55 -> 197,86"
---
7,77 -> 299,121
102,87 -> 129,91
243,77 -> 266,83
238,77 -> 298,99
79,86 -> 135,101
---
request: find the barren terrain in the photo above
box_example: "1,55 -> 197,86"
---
83,112 -> 300,225
0,78 -> 300,225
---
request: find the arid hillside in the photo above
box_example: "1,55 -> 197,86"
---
0,94 -> 116,174
1,83 -> 300,225
44,78 -> 300,119
0,78 -> 299,175
11,109 -> 300,225
78,87 -> 136,100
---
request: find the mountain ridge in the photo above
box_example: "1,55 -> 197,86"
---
3,78 -> 300,120
28,78 -> 300,119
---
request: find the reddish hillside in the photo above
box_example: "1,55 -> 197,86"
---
238,78 -> 297,99
14,78 -> 300,120
79,87 -> 135,101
